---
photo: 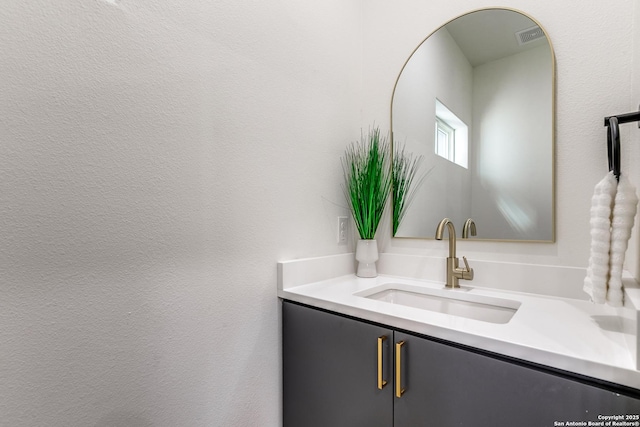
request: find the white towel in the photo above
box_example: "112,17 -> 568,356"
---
607,175 -> 638,307
583,172 -> 617,304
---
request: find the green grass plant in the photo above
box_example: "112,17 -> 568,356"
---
342,127 -> 392,240
392,143 -> 429,236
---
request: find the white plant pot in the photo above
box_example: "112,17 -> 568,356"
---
355,239 -> 379,278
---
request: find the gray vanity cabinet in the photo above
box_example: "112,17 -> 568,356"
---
283,301 -> 640,427
393,331 -> 640,425
282,301 -> 393,427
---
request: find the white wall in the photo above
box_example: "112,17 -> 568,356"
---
0,1 -> 362,425
471,45 -> 553,240
629,2 -> 640,278
364,0 -> 638,277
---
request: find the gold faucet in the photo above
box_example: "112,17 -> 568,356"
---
435,218 -> 474,289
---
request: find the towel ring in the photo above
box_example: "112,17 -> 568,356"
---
608,116 -> 620,180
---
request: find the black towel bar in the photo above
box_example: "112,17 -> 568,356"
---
603,105 -> 640,180
604,106 -> 640,127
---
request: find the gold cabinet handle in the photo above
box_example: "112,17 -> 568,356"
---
377,336 -> 388,389
395,340 -> 406,398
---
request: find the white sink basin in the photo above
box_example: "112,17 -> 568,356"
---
355,283 -> 521,324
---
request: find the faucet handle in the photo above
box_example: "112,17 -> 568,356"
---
461,256 -> 474,280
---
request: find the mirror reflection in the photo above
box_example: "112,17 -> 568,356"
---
391,8 -> 555,241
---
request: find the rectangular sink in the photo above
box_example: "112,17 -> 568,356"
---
355,284 -> 520,324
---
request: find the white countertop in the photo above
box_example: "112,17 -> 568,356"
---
277,255 -> 640,390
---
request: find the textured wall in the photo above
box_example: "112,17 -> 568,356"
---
628,2 -> 640,278
0,1 -> 361,425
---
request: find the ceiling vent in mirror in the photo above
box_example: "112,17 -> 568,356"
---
515,26 -> 546,45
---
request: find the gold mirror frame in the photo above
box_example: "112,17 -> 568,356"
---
390,7 -> 556,242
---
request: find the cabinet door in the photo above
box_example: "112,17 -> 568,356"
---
283,302 -> 393,427
393,331 -> 640,426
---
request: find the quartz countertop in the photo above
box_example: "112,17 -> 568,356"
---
277,255 -> 640,390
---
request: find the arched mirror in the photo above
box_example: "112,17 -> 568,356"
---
391,8 -> 555,241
